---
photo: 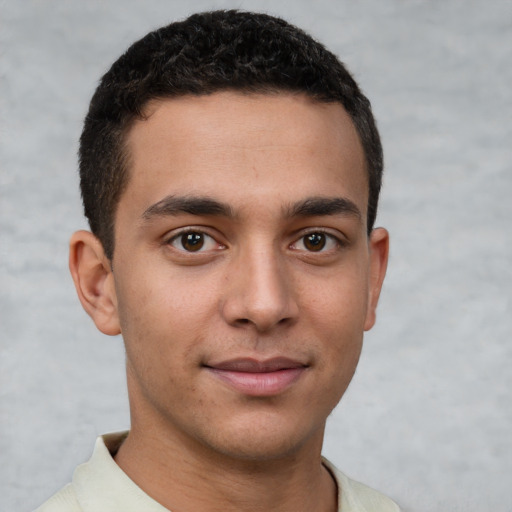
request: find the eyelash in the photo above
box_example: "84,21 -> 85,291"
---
165,228 -> 224,253
290,229 -> 345,253
164,227 -> 345,255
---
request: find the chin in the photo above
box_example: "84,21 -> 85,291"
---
199,413 -> 324,463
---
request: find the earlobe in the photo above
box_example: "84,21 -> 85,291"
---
69,230 -> 121,336
364,227 -> 389,331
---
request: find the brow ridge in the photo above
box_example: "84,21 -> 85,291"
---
286,196 -> 362,220
142,194 -> 361,222
142,195 -> 234,220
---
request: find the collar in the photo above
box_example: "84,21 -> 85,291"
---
72,431 -> 168,512
71,431 -> 398,512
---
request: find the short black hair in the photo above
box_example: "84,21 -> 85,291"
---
79,10 -> 383,260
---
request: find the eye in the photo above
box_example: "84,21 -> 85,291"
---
291,231 -> 340,252
303,232 -> 327,251
168,231 -> 221,252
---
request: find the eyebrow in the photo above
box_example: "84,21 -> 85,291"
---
142,194 -> 361,222
142,195 -> 235,220
286,196 -> 362,220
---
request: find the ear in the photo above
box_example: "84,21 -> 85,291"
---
364,227 -> 389,331
69,230 -> 121,336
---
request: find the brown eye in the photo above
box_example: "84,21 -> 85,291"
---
168,230 -> 222,254
303,233 -> 326,251
180,232 -> 205,251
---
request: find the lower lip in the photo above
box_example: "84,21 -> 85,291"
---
207,368 -> 306,396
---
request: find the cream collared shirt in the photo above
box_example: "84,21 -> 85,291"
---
35,432 -> 400,512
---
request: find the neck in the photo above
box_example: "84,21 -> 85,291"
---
115,417 -> 337,512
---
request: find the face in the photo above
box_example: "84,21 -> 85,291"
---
103,92 -> 388,460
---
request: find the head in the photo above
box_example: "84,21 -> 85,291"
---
70,10 -> 389,464
79,9 -> 383,261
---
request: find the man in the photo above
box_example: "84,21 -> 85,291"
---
36,10 -> 397,512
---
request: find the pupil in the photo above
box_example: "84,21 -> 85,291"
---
182,232 -> 204,251
305,233 -> 326,251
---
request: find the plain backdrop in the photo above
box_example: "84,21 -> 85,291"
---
1,1 -> 511,511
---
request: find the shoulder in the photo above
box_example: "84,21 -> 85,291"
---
33,483 -> 82,512
32,431 -> 129,512
340,475 -> 401,512
322,458 -> 401,512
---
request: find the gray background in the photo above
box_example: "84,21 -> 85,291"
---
1,1 -> 511,511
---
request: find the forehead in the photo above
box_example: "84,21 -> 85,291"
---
121,91 -> 368,217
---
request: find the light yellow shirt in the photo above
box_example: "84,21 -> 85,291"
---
35,432 -> 400,512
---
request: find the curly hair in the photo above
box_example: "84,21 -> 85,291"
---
79,10 -> 383,259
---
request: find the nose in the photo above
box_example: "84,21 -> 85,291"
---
221,245 -> 299,332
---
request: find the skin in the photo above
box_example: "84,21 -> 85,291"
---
69,91 -> 389,512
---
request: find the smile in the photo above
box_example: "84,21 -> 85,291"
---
204,357 -> 308,397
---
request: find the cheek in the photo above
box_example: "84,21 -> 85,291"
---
117,276 -> 205,403
303,272 -> 368,379
115,268 -> 218,359
305,271 -> 370,331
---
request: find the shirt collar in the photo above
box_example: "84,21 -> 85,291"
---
71,431 -> 385,512
72,431 -> 169,512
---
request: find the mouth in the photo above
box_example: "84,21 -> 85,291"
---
204,357 -> 308,397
